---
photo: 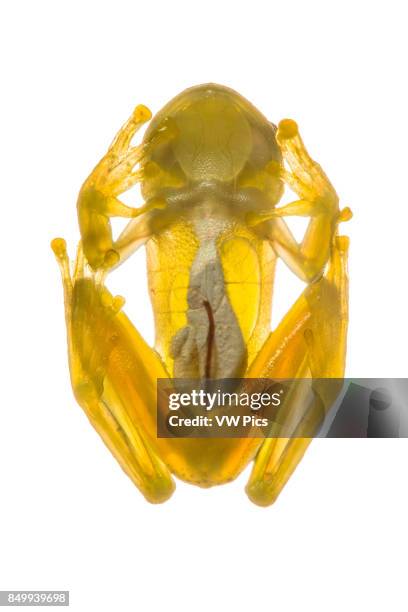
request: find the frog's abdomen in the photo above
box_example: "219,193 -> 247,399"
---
146,218 -> 276,377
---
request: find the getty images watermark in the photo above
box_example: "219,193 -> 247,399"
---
169,383 -> 284,424
157,378 -> 408,439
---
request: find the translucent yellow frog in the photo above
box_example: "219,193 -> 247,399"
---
52,84 -> 351,505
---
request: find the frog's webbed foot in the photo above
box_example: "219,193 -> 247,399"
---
77,105 -> 164,271
51,238 -> 175,503
249,119 -> 352,283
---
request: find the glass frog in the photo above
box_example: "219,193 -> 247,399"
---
51,83 -> 351,505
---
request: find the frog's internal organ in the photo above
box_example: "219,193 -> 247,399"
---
171,218 -> 248,380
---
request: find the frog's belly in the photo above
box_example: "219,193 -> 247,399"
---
145,219 -> 276,486
146,219 -> 275,377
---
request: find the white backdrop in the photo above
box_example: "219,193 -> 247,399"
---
1,1 -> 407,611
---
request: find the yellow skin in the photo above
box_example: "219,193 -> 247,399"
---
52,84 -> 351,505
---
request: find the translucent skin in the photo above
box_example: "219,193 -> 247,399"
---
141,85 -> 283,375
52,84 -> 351,505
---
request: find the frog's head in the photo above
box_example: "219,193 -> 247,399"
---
140,83 -> 283,204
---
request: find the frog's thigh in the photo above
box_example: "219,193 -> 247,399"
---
245,236 -> 349,506
52,241 -> 175,504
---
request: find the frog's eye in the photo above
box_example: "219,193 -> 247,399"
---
142,160 -> 186,191
237,160 -> 282,190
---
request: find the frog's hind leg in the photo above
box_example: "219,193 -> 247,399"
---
245,235 -> 349,506
51,238 -> 175,503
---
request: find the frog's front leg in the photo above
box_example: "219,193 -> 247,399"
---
51,238 -> 175,503
249,119 -> 352,283
245,122 -> 351,506
77,104 -> 164,270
